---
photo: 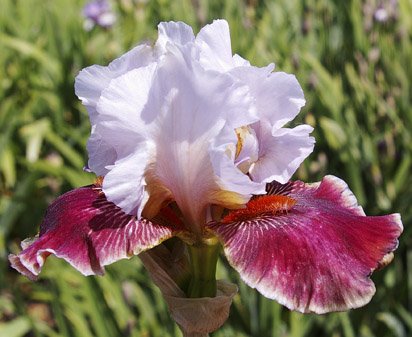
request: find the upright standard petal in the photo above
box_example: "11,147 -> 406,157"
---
228,66 -> 313,184
142,47 -> 260,230
195,21 -> 313,184
156,21 -> 195,52
207,175 -> 402,313
9,184 -> 179,280
196,20 -> 234,71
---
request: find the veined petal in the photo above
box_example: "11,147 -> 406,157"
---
9,185 -> 178,280
250,124 -> 315,184
207,175 -> 403,313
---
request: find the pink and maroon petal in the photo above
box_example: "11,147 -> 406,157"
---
207,175 -> 402,313
9,185 -> 180,280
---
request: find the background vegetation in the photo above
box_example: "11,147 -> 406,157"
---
1,0 -> 411,336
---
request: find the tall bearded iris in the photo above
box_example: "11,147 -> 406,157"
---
10,19 -> 402,325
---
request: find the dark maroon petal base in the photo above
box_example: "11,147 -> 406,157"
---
9,185 -> 179,280
207,175 -> 403,313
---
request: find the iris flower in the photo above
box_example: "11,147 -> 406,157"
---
10,20 -> 402,318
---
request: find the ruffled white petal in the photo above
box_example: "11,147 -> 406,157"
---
75,44 -> 153,176
230,66 -> 305,129
250,124 -> 315,184
75,44 -> 153,123
95,64 -> 157,157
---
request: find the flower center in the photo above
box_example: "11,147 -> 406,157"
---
221,195 -> 296,224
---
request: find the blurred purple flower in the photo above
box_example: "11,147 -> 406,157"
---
374,7 -> 389,22
83,0 -> 116,30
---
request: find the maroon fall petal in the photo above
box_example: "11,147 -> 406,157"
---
9,185 -> 179,280
207,175 -> 403,313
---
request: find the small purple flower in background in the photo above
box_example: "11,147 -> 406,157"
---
374,7 -> 389,22
9,20 -> 402,335
83,0 -> 116,30
363,0 -> 399,31
375,0 -> 399,23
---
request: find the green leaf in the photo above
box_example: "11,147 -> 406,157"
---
319,117 -> 347,150
0,317 -> 31,337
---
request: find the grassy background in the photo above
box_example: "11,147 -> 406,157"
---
1,0 -> 411,336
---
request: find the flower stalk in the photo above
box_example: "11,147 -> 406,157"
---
187,239 -> 220,298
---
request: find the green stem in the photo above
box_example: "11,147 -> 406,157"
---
187,240 -> 220,298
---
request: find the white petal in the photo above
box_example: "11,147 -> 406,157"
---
75,44 -> 153,123
196,19 -> 234,71
95,63 -> 157,156
250,124 -> 315,184
232,54 -> 251,67
156,21 -> 195,51
86,127 -> 117,176
231,67 -> 305,129
103,150 -> 149,217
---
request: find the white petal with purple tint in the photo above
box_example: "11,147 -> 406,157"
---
75,44 -> 153,174
250,124 -> 315,184
156,21 -> 195,51
230,66 -> 306,129
196,20 -> 234,71
75,44 -> 153,122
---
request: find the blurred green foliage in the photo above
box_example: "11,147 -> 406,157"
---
1,0 -> 411,336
